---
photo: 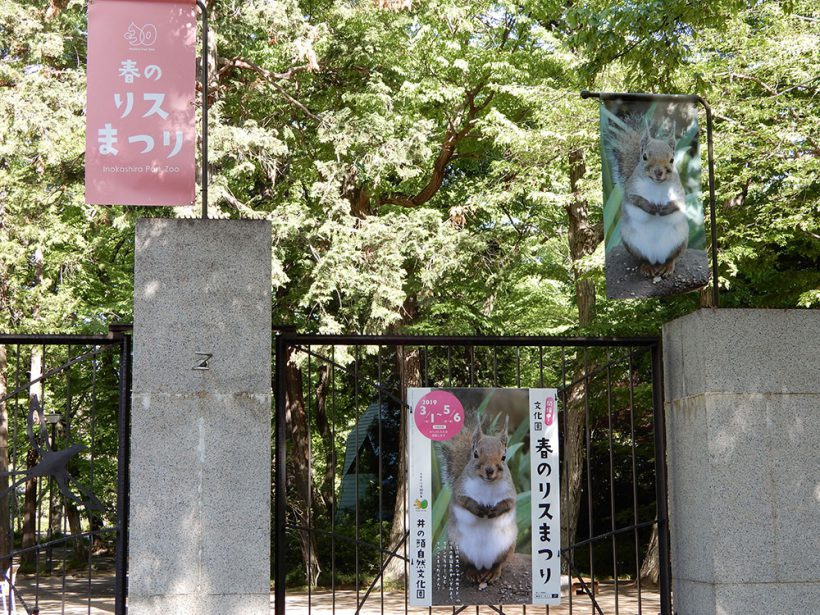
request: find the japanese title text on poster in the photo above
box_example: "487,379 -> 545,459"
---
529,389 -> 561,603
86,0 -> 196,206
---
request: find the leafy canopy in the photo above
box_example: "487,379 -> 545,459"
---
0,0 -> 817,336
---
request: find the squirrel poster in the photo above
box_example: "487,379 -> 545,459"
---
407,387 -> 561,607
600,99 -> 710,299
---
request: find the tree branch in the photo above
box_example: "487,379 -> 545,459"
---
727,72 -> 820,156
379,82 -> 494,208
217,57 -> 319,121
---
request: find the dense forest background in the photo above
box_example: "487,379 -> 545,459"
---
1,0 -> 817,337
0,0 -> 817,595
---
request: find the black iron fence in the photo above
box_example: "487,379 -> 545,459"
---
0,330 -> 130,615
273,332 -> 672,615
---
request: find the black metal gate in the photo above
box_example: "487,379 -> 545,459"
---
273,332 -> 672,615
0,329 -> 130,615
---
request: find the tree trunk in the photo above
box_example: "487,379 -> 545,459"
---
561,148 -> 601,570
383,345 -> 421,584
21,248 -> 44,572
699,285 -> 714,308
559,376 -> 586,562
21,346 -> 43,571
314,365 -> 336,520
284,353 -> 321,585
65,500 -> 85,565
0,345 -> 11,572
49,423 -> 63,542
639,523 -> 660,585
575,279 -> 596,326
49,490 -> 62,536
91,513 -> 106,554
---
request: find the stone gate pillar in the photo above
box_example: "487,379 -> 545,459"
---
129,219 -> 272,614
662,309 -> 819,614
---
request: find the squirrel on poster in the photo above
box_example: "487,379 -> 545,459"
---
440,415 -> 516,585
607,117 -> 690,279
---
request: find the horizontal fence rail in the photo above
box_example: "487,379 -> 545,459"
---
273,332 -> 672,615
0,332 -> 130,615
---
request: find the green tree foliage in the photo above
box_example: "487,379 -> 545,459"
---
1,0 -> 817,337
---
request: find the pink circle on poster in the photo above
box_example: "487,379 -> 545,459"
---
414,390 -> 464,441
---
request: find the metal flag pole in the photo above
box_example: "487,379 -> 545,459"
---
196,0 -> 209,219
580,90 -> 720,307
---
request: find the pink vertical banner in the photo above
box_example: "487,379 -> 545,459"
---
86,0 -> 196,206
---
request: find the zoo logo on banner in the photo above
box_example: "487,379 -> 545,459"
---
86,0 -> 196,206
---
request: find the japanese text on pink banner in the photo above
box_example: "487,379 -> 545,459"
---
86,0 -> 196,206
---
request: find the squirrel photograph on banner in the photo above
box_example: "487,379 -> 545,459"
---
600,99 -> 710,299
407,387 -> 561,607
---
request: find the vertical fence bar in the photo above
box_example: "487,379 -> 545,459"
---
331,346 -> 337,615
35,344 -> 44,608
651,344 -> 673,615
306,349 -> 313,612
114,334 -> 131,615
87,349 -> 99,615
274,333 -> 288,615
403,351 -> 409,615
605,355 -> 619,613
378,347 -> 385,614
627,351 -> 643,614
354,346 -> 361,608
560,347 -> 573,615
584,364 -> 595,597
12,346 -> 21,565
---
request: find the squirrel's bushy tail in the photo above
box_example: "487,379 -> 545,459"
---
438,414 -> 478,486
604,113 -> 643,185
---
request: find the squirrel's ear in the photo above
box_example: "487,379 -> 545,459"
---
472,424 -> 482,448
499,415 -> 509,445
639,127 -> 650,152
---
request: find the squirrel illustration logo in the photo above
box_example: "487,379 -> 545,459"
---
607,118 -> 690,279
440,414 -> 516,585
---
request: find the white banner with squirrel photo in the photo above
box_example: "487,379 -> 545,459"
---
600,99 -> 709,299
407,388 -> 561,606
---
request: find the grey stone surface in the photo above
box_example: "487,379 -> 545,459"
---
129,219 -> 272,615
663,309 -> 820,396
767,395 -> 820,582
669,392 -> 820,588
672,578 -> 715,615
714,582 -> 820,615
129,393 -> 271,598
665,396 -> 714,583
133,218 -> 272,395
129,593 -> 270,615
199,594 -> 271,615
128,594 -> 203,615
663,309 -> 820,615
704,394 -> 778,582
662,309 -> 706,400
